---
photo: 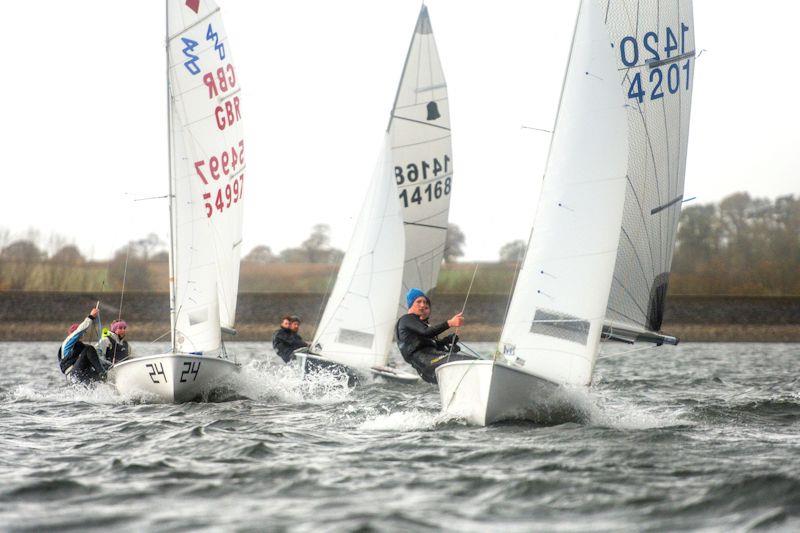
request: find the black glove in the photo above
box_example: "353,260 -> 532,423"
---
436,333 -> 460,352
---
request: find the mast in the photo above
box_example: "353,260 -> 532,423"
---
165,0 -> 177,353
386,4 -> 427,133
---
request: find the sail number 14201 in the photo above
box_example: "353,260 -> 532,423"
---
620,23 -> 692,104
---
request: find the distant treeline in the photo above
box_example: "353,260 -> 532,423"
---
1,193 -> 797,295
670,193 -> 799,295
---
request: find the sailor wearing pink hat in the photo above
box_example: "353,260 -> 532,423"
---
97,319 -> 133,365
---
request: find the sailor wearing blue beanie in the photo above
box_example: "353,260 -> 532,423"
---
396,287 -> 475,384
406,288 -> 428,309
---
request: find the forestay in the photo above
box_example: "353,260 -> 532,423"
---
167,0 -> 245,353
389,5 -> 452,310
311,136 -> 406,369
498,1 -> 629,386
603,0 -> 695,336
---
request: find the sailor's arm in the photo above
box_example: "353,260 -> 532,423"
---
61,308 -> 98,356
402,315 -> 449,339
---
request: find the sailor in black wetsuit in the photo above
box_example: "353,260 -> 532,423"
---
395,289 -> 478,384
57,307 -> 107,383
272,315 -> 309,363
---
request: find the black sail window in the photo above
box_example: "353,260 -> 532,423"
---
530,309 -> 590,345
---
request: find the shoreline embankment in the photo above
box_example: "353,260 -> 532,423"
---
1,292 -> 798,342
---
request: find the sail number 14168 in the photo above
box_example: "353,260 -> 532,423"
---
395,154 -> 452,208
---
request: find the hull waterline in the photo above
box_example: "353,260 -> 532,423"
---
436,360 -> 583,426
107,353 -> 240,403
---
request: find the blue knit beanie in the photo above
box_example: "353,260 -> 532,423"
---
406,288 -> 428,309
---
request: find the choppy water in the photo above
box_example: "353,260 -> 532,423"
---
1,342 -> 798,531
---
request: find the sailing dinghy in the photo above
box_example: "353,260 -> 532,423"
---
437,0 -> 695,425
108,0 -> 245,402
298,6 -> 452,384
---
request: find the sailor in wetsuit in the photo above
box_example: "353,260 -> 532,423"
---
57,307 -> 107,383
97,320 -> 133,365
395,288 -> 478,384
272,315 -> 309,363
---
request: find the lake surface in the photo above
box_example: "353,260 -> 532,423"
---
0,342 -> 798,531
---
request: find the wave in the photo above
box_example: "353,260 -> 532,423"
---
690,396 -> 800,425
232,360 -> 354,405
678,473 -> 800,516
8,382 -> 125,405
358,409 -> 457,431
582,388 -> 693,431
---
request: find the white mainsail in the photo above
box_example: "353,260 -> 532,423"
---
497,0 -> 629,386
167,0 -> 245,352
311,136 -> 405,369
389,5 -> 452,309
603,0 -> 696,338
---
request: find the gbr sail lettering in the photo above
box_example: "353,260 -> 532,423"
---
181,23 -> 242,130
619,23 -> 693,103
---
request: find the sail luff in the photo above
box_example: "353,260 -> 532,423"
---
311,135 -> 405,369
512,0 -> 584,288
497,0 -> 629,386
386,5 -> 428,133
166,0 -> 178,352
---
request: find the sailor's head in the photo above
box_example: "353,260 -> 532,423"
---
110,320 -> 128,339
289,315 -> 301,333
280,315 -> 292,329
406,288 -> 431,319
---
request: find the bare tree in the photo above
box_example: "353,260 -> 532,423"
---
499,240 -> 527,262
244,245 -> 277,263
444,223 -> 465,263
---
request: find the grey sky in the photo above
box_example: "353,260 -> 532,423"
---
4,1 -> 798,260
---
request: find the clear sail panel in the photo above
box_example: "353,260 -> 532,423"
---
602,0 -> 695,333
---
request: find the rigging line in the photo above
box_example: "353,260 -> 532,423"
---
396,172 -> 452,189
596,343 -> 656,360
113,240 -> 132,365
446,263 -> 479,364
404,221 -> 447,231
415,11 -> 423,106
407,205 -> 450,225
658,80 -> 673,271
619,226 -> 653,289
631,100 -> 664,278
393,133 -> 451,150
391,115 -> 451,132
497,247 -> 525,362
521,125 -> 552,133
458,341 -> 485,359
133,194 -> 170,202
150,330 -> 171,344
622,169 -> 657,280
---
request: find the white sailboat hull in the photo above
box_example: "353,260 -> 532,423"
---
107,353 -> 240,403
295,351 -> 419,385
436,360 -> 582,426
